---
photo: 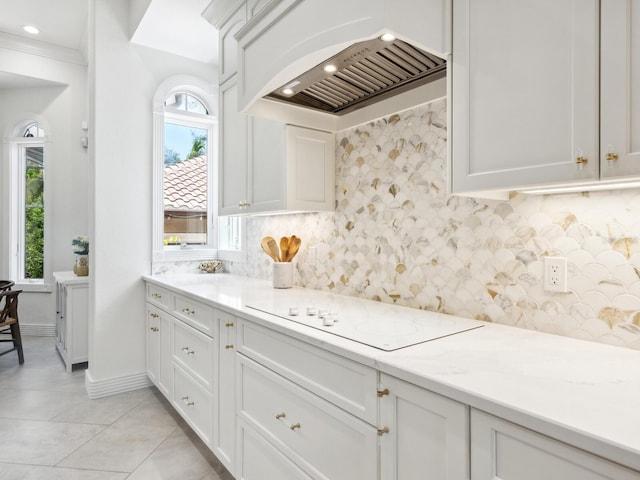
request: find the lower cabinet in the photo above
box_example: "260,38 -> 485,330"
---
173,363 -> 214,445
146,303 -> 173,398
54,272 -> 89,372
378,373 -> 469,480
237,419 -> 314,480
471,409 -> 640,480
213,308 -> 237,473
237,354 -> 378,480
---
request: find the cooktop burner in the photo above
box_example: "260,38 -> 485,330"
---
245,294 -> 483,351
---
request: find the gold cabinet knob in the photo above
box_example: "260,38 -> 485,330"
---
150,327 -> 159,332
575,156 -> 588,165
377,426 -> 390,436
150,313 -> 159,318
606,152 -> 619,162
225,322 -> 234,327
275,412 -> 286,420
151,293 -> 162,299
377,388 -> 390,398
225,344 -> 234,349
290,422 -> 301,431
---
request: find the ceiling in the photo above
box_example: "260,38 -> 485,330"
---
0,0 -> 218,88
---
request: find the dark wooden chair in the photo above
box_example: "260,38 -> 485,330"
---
0,289 -> 24,364
0,280 -> 14,292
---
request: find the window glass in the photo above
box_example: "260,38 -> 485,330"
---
23,146 -> 44,279
163,123 -> 208,246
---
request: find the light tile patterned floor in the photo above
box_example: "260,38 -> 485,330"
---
0,336 -> 234,480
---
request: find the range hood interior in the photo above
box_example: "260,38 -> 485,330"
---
265,37 -> 447,116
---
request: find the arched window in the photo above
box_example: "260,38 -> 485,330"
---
152,76 -> 241,264
3,118 -> 50,288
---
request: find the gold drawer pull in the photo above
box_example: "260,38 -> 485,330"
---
290,422 -> 301,431
225,344 -> 234,350
606,152 -> 619,162
182,308 -> 195,315
151,293 -> 162,299
377,388 -> 390,398
275,412 -> 286,420
377,426 -> 390,436
575,156 -> 588,165
149,327 -> 159,332
225,322 -> 234,328
181,395 -> 195,407
150,313 -> 159,318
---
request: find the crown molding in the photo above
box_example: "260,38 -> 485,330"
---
0,31 -> 86,66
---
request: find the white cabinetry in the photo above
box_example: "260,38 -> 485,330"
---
218,82 -> 334,215
54,272 -> 88,373
213,308 -> 237,473
451,0 -> 599,194
146,303 -> 172,398
600,0 -> 640,180
471,409 -> 640,480
236,319 -> 378,479
379,374 -> 469,480
453,1 -> 640,195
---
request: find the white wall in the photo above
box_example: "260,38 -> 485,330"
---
0,47 -> 88,334
88,0 -> 216,385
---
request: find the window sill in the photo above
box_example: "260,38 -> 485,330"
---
15,282 -> 52,293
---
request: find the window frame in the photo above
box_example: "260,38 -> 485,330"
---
152,76 -> 244,265
3,119 -> 52,292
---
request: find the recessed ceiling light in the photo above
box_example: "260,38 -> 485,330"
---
282,88 -> 295,95
323,64 -> 338,73
380,32 -> 396,42
23,25 -> 40,35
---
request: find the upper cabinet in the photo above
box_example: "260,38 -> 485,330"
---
451,0 -> 599,194
218,3 -> 246,84
600,0 -> 640,180
452,0 -> 640,195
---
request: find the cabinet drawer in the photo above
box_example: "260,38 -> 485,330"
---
471,409 -> 640,480
237,320 -> 377,424
173,320 -> 214,392
172,294 -> 214,335
146,283 -> 171,309
238,419 -> 314,480
238,355 -> 378,480
173,365 -> 213,446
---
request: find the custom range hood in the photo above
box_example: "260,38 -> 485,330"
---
265,35 -> 447,116
232,0 -> 452,131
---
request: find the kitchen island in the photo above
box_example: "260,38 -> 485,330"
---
144,273 -> 640,479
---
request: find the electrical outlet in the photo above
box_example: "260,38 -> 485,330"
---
544,256 -> 568,292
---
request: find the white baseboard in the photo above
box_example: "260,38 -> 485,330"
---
21,323 -> 56,336
85,369 -> 152,399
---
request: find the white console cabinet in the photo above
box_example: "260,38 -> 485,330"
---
54,271 -> 89,373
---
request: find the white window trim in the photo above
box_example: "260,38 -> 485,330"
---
152,75 -> 244,265
2,115 -> 53,291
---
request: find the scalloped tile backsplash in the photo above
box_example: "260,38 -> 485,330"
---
224,98 -> 640,351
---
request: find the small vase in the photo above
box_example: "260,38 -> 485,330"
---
273,262 -> 293,289
74,254 -> 89,276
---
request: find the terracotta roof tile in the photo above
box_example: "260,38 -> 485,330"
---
163,156 -> 207,211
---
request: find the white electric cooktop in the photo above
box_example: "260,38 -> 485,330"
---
246,292 -> 483,351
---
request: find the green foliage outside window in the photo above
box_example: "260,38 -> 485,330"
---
24,154 -> 44,279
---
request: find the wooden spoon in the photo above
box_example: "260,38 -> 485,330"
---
287,236 -> 301,262
280,237 -> 290,262
261,237 -> 281,262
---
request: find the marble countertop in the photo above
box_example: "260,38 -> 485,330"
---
144,273 -> 640,472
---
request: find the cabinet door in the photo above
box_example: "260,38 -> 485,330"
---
452,0 -> 599,193
285,125 -> 335,212
213,309 -> 237,474
247,116 -> 286,213
379,374 -> 468,480
146,305 -> 161,386
219,5 -> 246,85
471,409 -> 640,479
219,79 -> 248,215
600,0 -> 640,179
